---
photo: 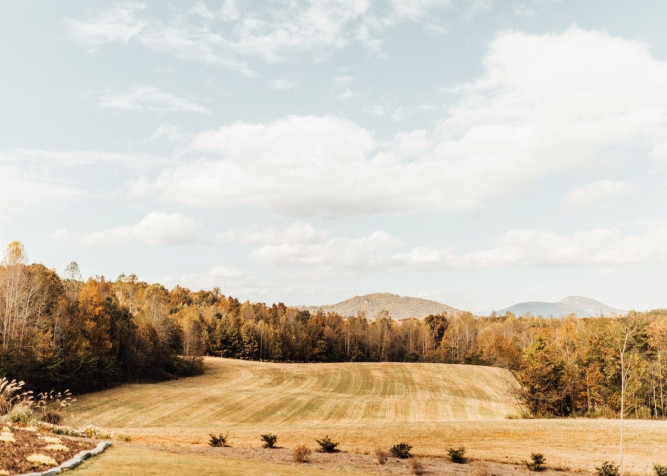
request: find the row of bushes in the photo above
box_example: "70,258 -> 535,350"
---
207,431 -> 667,475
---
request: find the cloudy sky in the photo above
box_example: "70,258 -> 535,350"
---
2,0 -> 667,314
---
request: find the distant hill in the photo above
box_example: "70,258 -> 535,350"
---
498,296 -> 625,318
302,292 -> 459,320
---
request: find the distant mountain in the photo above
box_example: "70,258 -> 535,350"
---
498,296 -> 625,318
303,293 -> 459,320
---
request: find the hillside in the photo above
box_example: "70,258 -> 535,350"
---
70,357 -> 517,428
498,295 -> 625,318
302,292 -> 459,319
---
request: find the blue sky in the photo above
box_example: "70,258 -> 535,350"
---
2,0 -> 667,314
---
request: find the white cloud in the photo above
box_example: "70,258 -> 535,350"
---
269,78 -> 298,90
563,180 -> 639,211
68,1 -> 457,69
251,230 -> 401,268
170,265 -> 272,299
218,222 -> 328,246
135,28 -> 667,217
0,163 -> 76,218
390,221 -> 667,269
100,86 -> 209,113
6,148 -> 165,169
389,0 -> 452,22
68,2 -> 147,45
52,212 -> 200,246
145,124 -> 190,144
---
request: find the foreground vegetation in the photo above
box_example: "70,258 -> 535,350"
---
67,358 -> 666,475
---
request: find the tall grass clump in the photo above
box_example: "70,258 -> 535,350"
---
0,377 -> 32,416
35,389 -> 75,425
292,445 -> 311,463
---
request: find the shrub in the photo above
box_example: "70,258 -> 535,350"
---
448,446 -> 467,464
374,448 -> 388,465
596,461 -> 619,476
209,432 -> 228,447
292,445 -> 311,463
409,458 -> 425,475
315,435 -> 339,453
261,433 -> 278,449
526,453 -> 546,471
9,403 -> 32,424
390,442 -> 412,459
654,464 -> 667,476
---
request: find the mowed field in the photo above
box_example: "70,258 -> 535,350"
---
68,358 -> 667,475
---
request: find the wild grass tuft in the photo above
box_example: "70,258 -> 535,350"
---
292,445 -> 311,463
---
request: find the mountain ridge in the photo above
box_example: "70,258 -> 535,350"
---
498,295 -> 625,318
301,292 -> 459,320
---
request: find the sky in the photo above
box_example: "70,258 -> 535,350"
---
2,0 -> 667,314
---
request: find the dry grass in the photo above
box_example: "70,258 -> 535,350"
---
73,445 -> 350,475
67,358 -> 667,475
71,357 -> 519,427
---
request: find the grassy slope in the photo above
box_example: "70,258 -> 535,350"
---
68,358 -> 667,475
71,358 -> 518,427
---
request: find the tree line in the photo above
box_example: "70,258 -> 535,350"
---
0,241 -> 665,419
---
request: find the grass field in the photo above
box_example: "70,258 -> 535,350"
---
67,358 -> 667,475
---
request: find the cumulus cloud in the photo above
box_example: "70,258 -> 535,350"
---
218,222 -> 328,246
251,230 -> 401,268
52,212 -> 200,246
221,220 -> 667,273
133,28 -> 667,217
390,222 -> 667,269
562,180 -> 639,211
169,265 -> 272,300
100,86 -> 209,113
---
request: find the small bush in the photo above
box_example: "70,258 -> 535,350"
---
654,464 -> 667,476
209,432 -> 228,447
596,461 -> 619,476
117,434 -> 132,442
9,403 -> 32,424
410,458 -> 425,475
448,446 -> 467,464
390,442 -> 412,459
526,453 -> 546,471
41,410 -> 62,425
261,433 -> 278,449
316,435 -> 339,453
292,445 -> 311,463
374,447 -> 388,465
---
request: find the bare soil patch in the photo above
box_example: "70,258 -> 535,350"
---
0,423 -> 96,476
